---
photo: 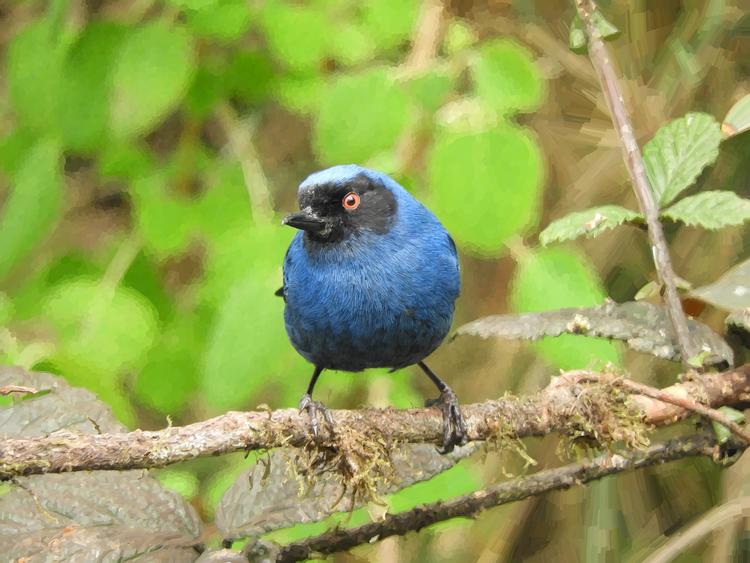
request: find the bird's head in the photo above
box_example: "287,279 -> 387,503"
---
282,165 -> 399,243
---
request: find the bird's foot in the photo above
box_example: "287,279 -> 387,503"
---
426,386 -> 468,454
298,393 -> 335,440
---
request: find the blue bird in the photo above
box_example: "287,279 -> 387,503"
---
279,165 -> 466,451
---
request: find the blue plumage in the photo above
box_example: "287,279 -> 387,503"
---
280,165 -> 466,450
283,166 -> 459,371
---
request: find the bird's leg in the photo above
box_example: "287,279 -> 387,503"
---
418,361 -> 468,453
298,366 -> 335,440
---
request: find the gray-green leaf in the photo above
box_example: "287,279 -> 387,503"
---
455,300 -> 733,367
722,94 -> 750,138
643,113 -> 722,206
539,205 -> 641,246
0,367 -> 203,561
661,191 -> 750,229
215,443 -> 477,540
691,258 -> 750,311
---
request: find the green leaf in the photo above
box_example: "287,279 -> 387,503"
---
540,205 -> 641,245
643,112 -> 722,205
202,272 -> 297,410
429,125 -> 542,254
43,277 -> 159,376
328,23 -> 376,66
6,20 -> 66,133
276,73 -> 324,115
59,23 -> 126,152
226,52 -> 274,104
591,9 -> 620,39
110,23 -> 195,139
569,15 -> 587,52
711,406 -> 745,445
185,0 -> 252,41
260,1 -> 328,71
133,316 -> 202,416
361,0 -> 419,52
471,38 -> 544,113
404,68 -> 454,112
315,68 -> 409,164
131,174 -> 197,256
510,247 -> 620,369
0,140 -> 62,279
661,191 -> 750,229
722,94 -> 750,138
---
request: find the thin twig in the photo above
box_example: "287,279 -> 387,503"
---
264,434 -> 725,562
0,385 -> 37,396
575,0 -> 698,364
0,365 -> 747,480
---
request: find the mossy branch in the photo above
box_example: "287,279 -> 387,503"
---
0,365 -> 747,480
251,433 -> 734,563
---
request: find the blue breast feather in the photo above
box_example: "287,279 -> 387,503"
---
282,169 -> 460,372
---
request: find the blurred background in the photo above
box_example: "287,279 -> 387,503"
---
0,0 -> 749,560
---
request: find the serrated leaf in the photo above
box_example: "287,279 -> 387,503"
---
216,444 -> 477,539
722,94 -> 750,138
539,205 -> 641,245
661,191 -> 750,229
0,368 -> 202,560
315,68 -> 409,164
643,112 -> 722,205
510,248 -> 620,369
0,367 -> 125,436
429,125 -> 542,254
456,300 -> 733,366
0,139 -> 62,279
471,38 -> 544,113
111,23 -> 195,139
691,258 -> 750,311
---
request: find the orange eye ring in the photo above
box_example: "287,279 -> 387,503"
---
342,192 -> 360,210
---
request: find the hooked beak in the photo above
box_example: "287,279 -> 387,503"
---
282,208 -> 327,233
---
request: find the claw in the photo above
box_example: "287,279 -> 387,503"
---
298,393 -> 334,440
426,386 -> 467,454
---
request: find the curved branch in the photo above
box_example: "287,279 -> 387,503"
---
255,434 -> 729,562
0,366 -> 747,480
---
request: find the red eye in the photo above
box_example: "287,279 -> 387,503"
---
342,192 -> 360,210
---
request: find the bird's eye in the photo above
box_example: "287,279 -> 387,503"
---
342,192 -> 360,210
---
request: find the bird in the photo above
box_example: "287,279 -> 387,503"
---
278,164 -> 466,452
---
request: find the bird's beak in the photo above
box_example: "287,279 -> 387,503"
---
282,208 -> 327,233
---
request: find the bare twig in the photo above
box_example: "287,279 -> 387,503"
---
575,0 -> 698,363
0,385 -> 37,396
0,366 -> 747,480
263,434 -> 726,562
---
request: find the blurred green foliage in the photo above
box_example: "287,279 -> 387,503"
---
0,0 -> 747,560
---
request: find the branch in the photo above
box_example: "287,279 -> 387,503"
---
254,434 -> 730,562
0,365 -> 748,480
575,0 -> 698,363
